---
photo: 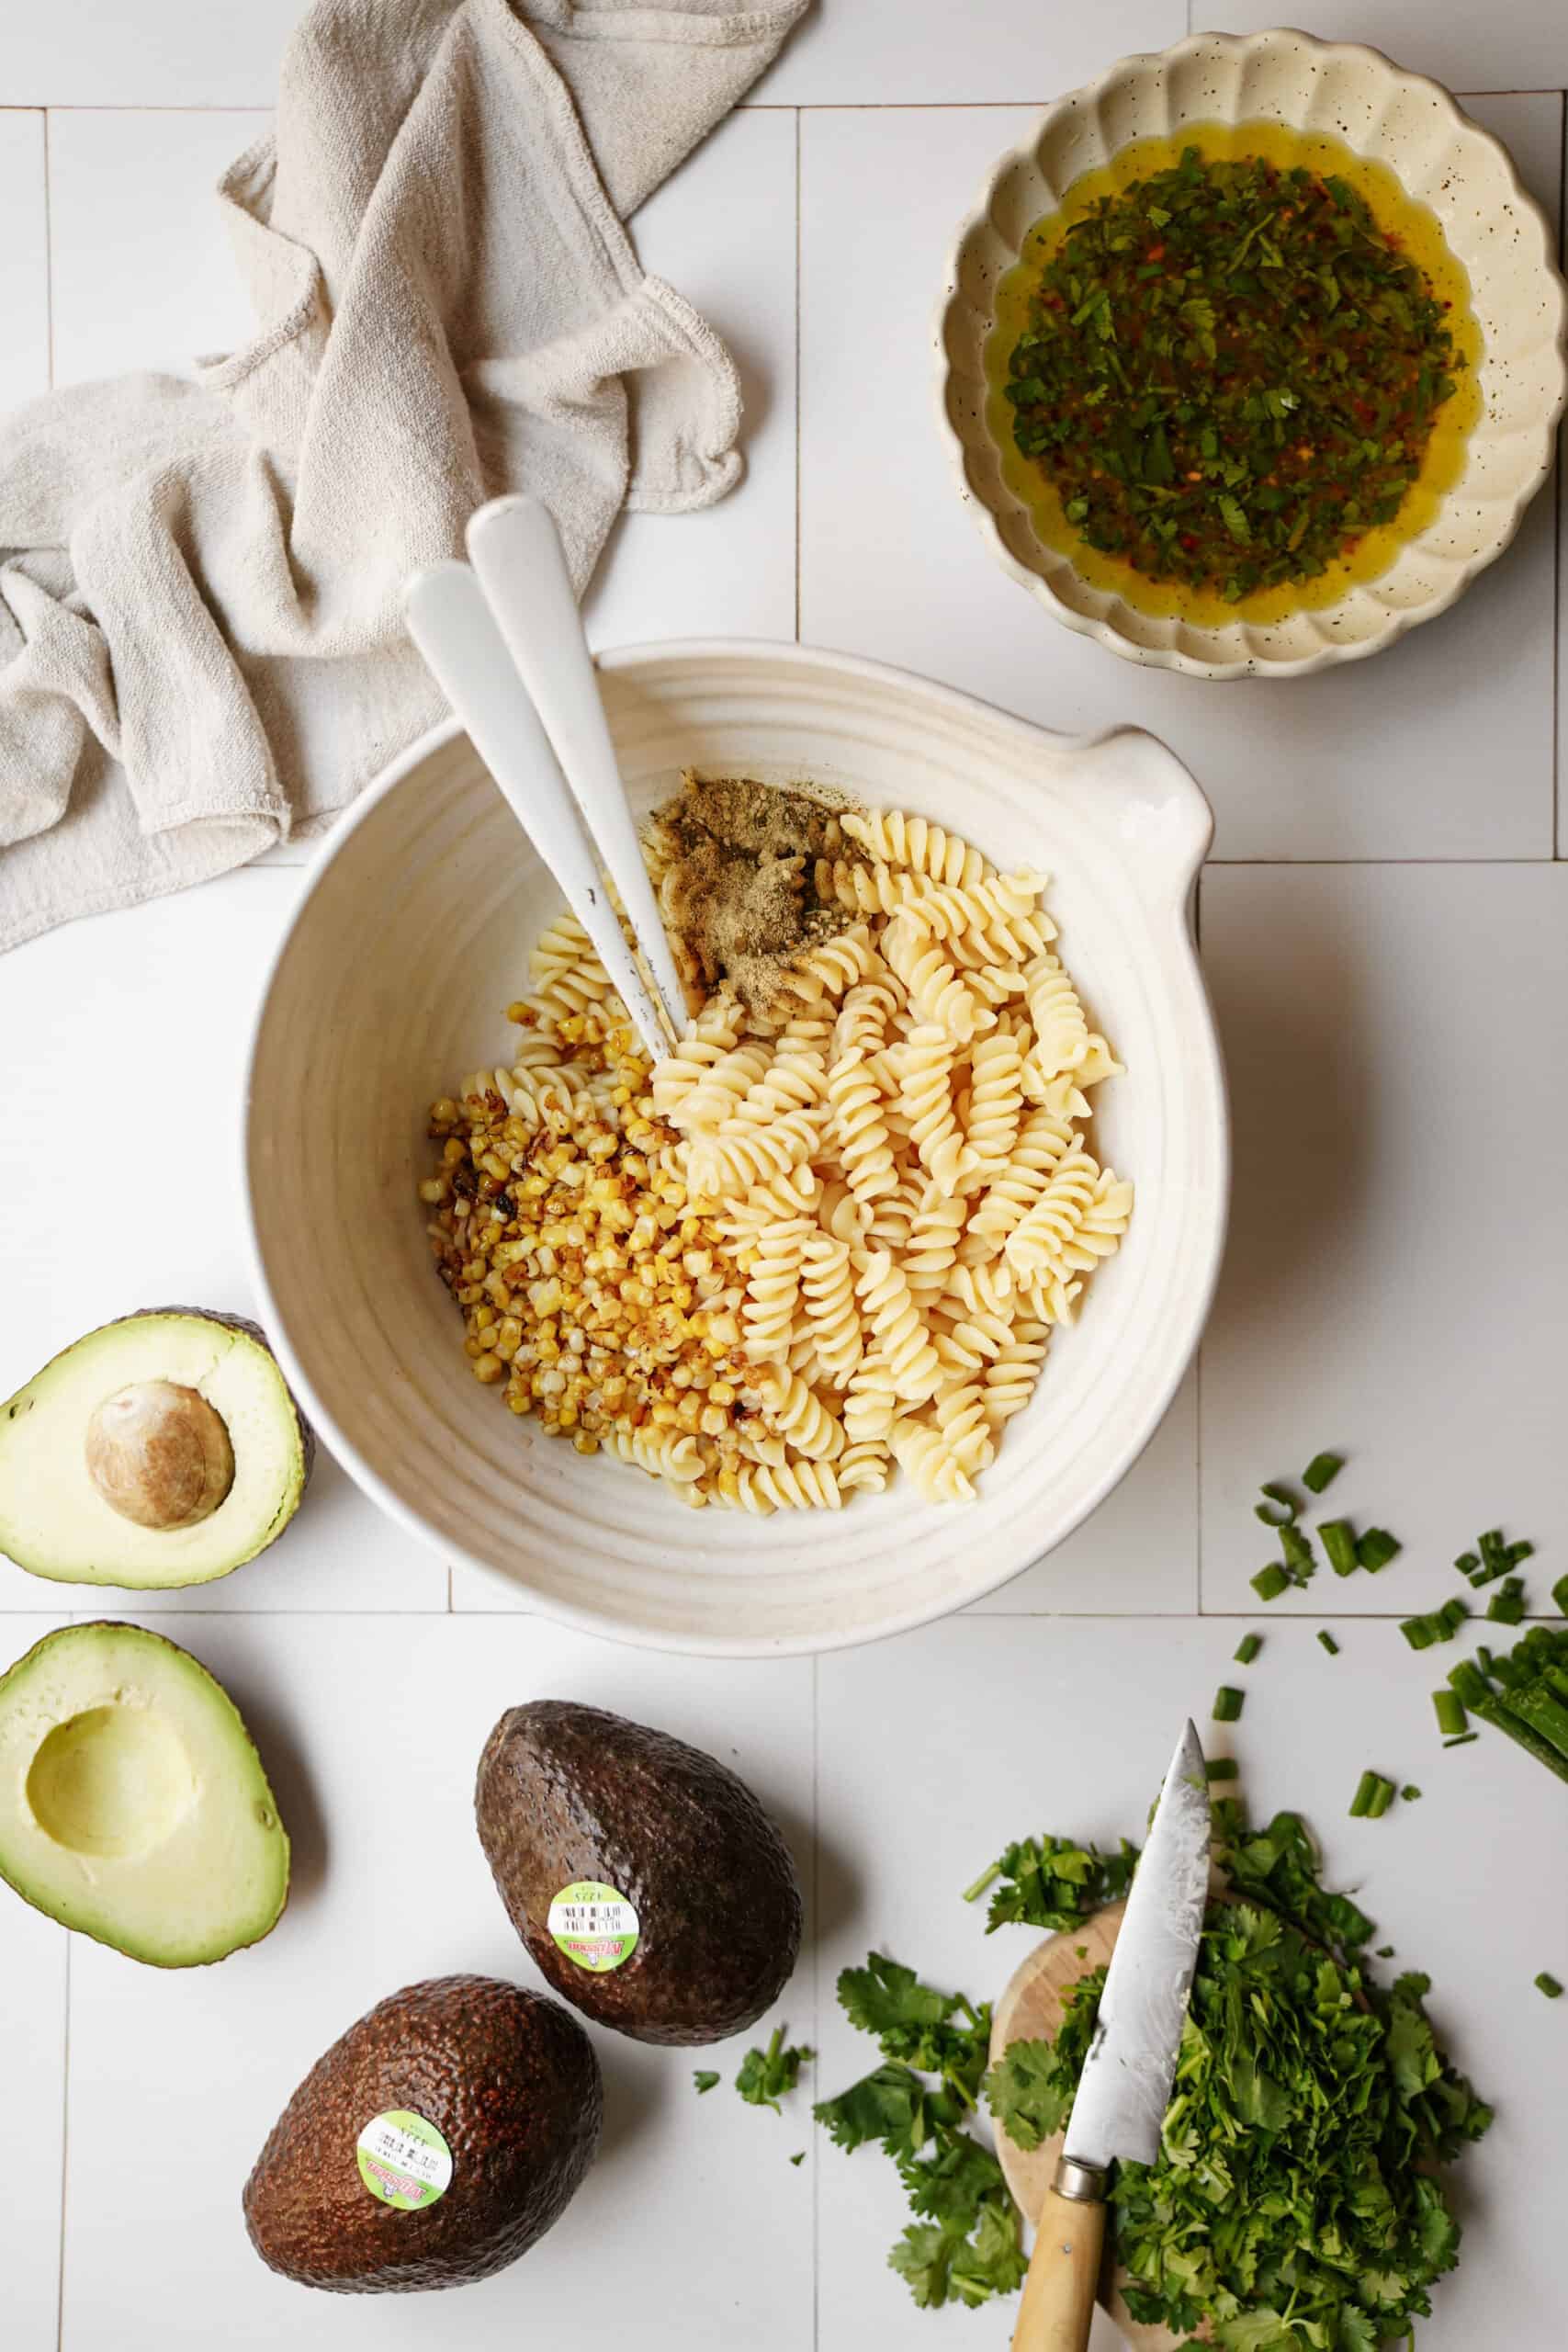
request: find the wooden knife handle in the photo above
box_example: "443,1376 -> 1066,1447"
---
1010,2169 -> 1106,2352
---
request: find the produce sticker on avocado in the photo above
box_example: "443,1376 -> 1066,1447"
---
548,1879 -> 639,1973
355,2110 -> 454,2211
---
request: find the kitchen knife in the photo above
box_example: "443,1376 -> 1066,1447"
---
1010,1718 -> 1210,2352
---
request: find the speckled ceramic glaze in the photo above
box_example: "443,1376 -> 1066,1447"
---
243,642 -> 1227,1656
938,28 -> 1567,680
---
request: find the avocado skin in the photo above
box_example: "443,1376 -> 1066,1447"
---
243,1975 -> 601,2292
475,1702 -> 803,2047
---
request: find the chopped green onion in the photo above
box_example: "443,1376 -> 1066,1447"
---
1251,1563 -> 1290,1602
1206,1758 -> 1239,1781
1356,1528 -> 1401,1572
1317,1630 -> 1340,1657
1400,1785 -> 1422,1802
1449,1658 -> 1489,1709
1349,1770 -> 1398,1819
1234,1633 -> 1263,1665
960,1861 -> 1001,1905
1401,1600 -> 1468,1651
1303,1452 -> 1344,1495
1320,1520 -> 1359,1577
1460,1529 -> 1536,1588
1433,1690 -> 1468,1737
1442,1733 -> 1479,1749
1255,1482 -> 1300,1528
1280,1524 -> 1316,1583
1213,1686 -> 1245,1724
1536,1973 -> 1564,2000
1486,1577 -> 1527,1626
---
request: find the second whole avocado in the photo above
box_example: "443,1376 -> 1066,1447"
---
476,1701 -> 802,2045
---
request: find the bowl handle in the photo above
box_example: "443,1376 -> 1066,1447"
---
1065,725 -> 1213,911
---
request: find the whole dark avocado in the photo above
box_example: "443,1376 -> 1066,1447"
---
243,1974 -> 601,2292
475,1701 -> 803,2046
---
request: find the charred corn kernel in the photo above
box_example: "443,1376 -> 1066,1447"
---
418,1175 -> 449,1204
472,1351 -> 505,1384
443,1136 -> 467,1165
572,1431 -> 600,1454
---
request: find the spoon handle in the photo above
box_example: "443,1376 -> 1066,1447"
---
467,495 -> 689,1042
405,558 -> 673,1062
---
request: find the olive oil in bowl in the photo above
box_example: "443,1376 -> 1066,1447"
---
985,121 -> 1483,630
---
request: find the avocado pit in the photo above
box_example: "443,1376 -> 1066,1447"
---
85,1379 -> 236,1531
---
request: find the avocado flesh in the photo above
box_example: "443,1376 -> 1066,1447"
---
476,1701 -> 804,2046
0,1309 -> 313,1588
0,1621 -> 289,1965
243,1975 -> 602,2292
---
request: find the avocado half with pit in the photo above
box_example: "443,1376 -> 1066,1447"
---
0,1621 -> 290,1965
0,1309 -> 313,1589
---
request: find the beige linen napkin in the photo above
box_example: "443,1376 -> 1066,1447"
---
0,0 -> 807,951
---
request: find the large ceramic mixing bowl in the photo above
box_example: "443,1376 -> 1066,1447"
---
243,641 -> 1228,1654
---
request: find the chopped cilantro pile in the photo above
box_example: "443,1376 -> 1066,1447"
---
1004,148 -> 1464,603
983,1802 -> 1491,2348
815,1803 -> 1490,2337
961,1832 -> 1137,1930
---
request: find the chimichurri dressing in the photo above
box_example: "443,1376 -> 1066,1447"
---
986,124 -> 1483,628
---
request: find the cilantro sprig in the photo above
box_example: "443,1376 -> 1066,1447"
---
814,1958 -> 1024,2308
733,2024 -> 813,2113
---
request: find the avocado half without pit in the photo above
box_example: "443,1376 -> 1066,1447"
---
243,1975 -> 602,2293
0,1309 -> 313,1588
0,1621 -> 290,1965
476,1702 -> 804,2045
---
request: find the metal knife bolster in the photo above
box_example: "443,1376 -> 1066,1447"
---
1060,1719 -> 1211,2178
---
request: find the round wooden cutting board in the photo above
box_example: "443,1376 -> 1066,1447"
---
988,1902 -> 1192,2352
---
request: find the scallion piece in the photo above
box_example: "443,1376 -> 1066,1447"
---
1320,1520 -> 1359,1577
1401,1785 -> 1422,1802
1365,1775 -> 1396,1818
1486,1577 -> 1527,1626
1536,1973 -> 1564,2000
1401,1616 -> 1437,1652
1280,1523 -> 1316,1583
1206,1758 -> 1239,1781
1442,1733 -> 1479,1749
1303,1452 -> 1344,1495
1213,1686 -> 1245,1724
1449,1658 -> 1489,1708
1433,1690 -> 1468,1737
1356,1529 -> 1401,1572
1251,1563 -> 1290,1602
1317,1630 -> 1340,1657
1255,1482 -> 1300,1529
1233,1633 -> 1262,1665
1454,1549 -> 1482,1583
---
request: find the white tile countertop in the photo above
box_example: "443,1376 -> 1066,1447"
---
2,5 -> 1566,2349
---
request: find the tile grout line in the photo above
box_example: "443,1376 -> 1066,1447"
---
794,107 -> 803,648
55,1933 -> 69,2352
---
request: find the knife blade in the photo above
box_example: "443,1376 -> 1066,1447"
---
1061,1717 -> 1210,2173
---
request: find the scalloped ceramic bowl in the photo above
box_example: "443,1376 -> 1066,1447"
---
939,28 -> 1567,680
243,643 -> 1227,1655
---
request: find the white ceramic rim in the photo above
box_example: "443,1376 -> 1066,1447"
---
240,639 -> 1230,1657
935,27 -> 1568,681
